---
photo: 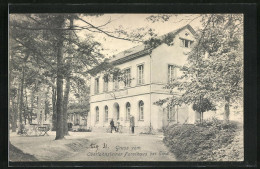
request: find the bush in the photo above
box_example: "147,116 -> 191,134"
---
163,119 -> 240,161
140,126 -> 156,135
77,128 -> 92,132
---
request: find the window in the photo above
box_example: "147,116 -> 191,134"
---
116,105 -> 120,120
103,80 -> 108,92
113,78 -> 119,90
96,107 -> 99,122
180,38 -> 193,48
139,101 -> 144,120
75,114 -> 80,125
126,102 -> 131,121
104,106 -> 108,122
137,64 -> 144,84
113,74 -> 119,90
168,65 -> 177,83
70,114 -> 73,122
95,78 -> 99,94
124,68 -> 131,87
167,105 -> 176,121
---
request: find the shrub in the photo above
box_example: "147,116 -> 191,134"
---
163,119 -> 240,161
140,126 -> 156,135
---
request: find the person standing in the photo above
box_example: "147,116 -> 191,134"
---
110,119 -> 115,133
130,115 -> 135,134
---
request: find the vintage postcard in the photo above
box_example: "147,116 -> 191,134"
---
9,13 -> 244,162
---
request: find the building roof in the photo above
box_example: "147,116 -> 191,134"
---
110,24 -> 196,64
88,24 -> 195,75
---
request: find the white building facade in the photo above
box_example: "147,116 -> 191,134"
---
88,25 -> 200,133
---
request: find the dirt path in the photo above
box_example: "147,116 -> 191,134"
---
10,131 -> 176,161
63,133 -> 176,161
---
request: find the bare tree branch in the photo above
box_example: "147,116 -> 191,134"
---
78,18 -> 144,43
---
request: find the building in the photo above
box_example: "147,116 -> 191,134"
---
88,24 -> 200,133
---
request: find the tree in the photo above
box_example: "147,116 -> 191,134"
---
152,14 -> 243,123
192,97 -> 216,123
10,14 -> 145,139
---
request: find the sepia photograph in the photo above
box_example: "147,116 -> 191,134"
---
8,13 -> 244,162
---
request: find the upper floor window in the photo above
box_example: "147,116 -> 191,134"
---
113,77 -> 119,90
124,68 -> 131,87
167,105 -> 176,121
137,64 -> 144,84
168,65 -> 177,83
103,80 -> 108,92
139,100 -> 144,120
95,78 -> 99,94
180,38 -> 193,48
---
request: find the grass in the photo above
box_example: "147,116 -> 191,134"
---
9,142 -> 38,161
163,118 -> 243,161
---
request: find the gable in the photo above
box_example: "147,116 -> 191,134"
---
176,27 -> 196,42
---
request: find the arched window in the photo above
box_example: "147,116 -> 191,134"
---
139,101 -> 144,120
126,102 -> 131,120
104,106 -> 108,122
116,105 -> 120,120
96,106 -> 99,122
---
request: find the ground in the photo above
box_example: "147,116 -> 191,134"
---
9,131 -> 176,161
9,143 -> 38,161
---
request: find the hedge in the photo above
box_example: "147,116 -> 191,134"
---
163,118 -> 242,161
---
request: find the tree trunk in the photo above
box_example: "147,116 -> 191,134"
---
63,77 -> 70,135
30,89 -> 35,124
44,87 -> 50,122
62,17 -> 73,136
9,60 -> 18,132
15,86 -> 20,130
11,97 -> 17,132
52,86 -> 57,131
199,112 -> 202,123
24,88 -> 29,125
55,16 -> 65,140
224,96 -> 230,123
18,64 -> 25,134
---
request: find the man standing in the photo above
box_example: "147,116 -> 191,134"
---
130,115 -> 135,134
110,119 -> 115,133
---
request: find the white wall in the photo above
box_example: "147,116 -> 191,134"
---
89,94 -> 151,128
90,54 -> 151,96
151,27 -> 195,84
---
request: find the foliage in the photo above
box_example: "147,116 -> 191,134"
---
139,126 -> 156,135
67,102 -> 89,116
163,118 -> 241,161
77,128 -> 92,132
192,97 -> 216,113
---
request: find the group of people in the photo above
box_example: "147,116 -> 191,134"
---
110,115 -> 135,134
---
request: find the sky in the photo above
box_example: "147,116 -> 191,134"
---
75,14 -> 202,58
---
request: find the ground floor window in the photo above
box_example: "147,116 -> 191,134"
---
104,106 -> 108,122
126,102 -> 131,120
139,100 -> 144,120
74,114 -> 80,125
167,105 -> 176,121
96,106 -> 99,122
116,105 -> 120,120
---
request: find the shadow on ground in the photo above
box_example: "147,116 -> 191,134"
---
9,142 -> 38,161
